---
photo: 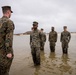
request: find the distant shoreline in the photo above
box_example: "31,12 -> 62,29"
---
14,32 -> 76,36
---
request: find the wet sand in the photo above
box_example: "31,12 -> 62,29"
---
10,34 -> 76,75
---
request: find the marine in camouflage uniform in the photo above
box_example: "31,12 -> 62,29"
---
30,21 -> 41,66
60,26 -> 71,54
49,27 -> 57,52
0,6 -> 14,75
40,28 -> 46,51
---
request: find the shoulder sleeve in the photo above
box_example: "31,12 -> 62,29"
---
55,31 -> 57,42
5,20 -> 15,54
48,32 -> 50,41
68,32 -> 71,42
60,32 -> 63,42
38,31 -> 43,41
30,32 -> 32,44
44,33 -> 46,42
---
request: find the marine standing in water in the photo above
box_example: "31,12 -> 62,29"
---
0,6 -> 15,75
49,27 -> 57,52
60,26 -> 71,54
40,28 -> 46,51
30,21 -> 41,66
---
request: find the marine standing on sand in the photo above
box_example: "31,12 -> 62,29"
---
60,26 -> 71,54
30,21 -> 41,66
49,27 -> 57,52
0,6 -> 14,75
40,28 -> 46,51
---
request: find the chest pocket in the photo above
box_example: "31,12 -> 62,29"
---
32,32 -> 40,41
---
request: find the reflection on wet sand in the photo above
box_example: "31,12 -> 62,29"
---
33,52 -> 74,75
49,52 -> 56,60
58,54 -> 72,75
40,51 -> 46,62
34,66 -> 40,75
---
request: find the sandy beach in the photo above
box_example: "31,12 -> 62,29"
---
10,34 -> 76,75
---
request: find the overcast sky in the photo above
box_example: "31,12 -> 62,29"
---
0,0 -> 76,33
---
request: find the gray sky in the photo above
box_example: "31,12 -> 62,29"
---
0,0 -> 76,34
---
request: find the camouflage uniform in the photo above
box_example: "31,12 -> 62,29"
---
0,16 -> 14,75
60,31 -> 71,54
30,29 -> 41,65
49,31 -> 57,52
40,32 -> 46,50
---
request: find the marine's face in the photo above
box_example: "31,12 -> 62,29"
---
8,10 -> 11,18
64,28 -> 67,31
51,27 -> 54,31
33,25 -> 38,29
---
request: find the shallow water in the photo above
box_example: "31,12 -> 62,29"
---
10,34 -> 76,75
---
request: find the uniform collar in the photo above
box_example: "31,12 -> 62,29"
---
34,29 -> 38,31
2,16 -> 9,19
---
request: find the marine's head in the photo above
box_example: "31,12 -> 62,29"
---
41,28 -> 44,31
63,26 -> 67,31
51,27 -> 54,31
2,6 -> 13,18
32,21 -> 38,30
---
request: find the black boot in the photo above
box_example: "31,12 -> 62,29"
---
32,54 -> 37,65
63,48 -> 68,54
35,58 -> 40,66
51,46 -> 55,52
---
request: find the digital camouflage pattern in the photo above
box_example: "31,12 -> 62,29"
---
31,47 -> 40,65
30,29 -> 41,48
49,31 -> 57,52
0,16 -> 14,75
60,31 -> 71,54
40,32 -> 46,50
30,29 -> 41,65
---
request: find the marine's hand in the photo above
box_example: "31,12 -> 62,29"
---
6,53 -> 12,58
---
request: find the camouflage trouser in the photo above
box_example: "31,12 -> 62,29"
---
31,47 -> 40,65
0,71 -> 9,75
0,51 -> 13,75
62,42 -> 68,54
50,42 -> 56,52
40,42 -> 45,50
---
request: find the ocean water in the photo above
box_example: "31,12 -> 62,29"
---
10,33 -> 76,75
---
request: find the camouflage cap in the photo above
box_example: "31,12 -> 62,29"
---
2,6 -> 13,13
51,27 -> 54,29
33,21 -> 38,26
64,26 -> 67,29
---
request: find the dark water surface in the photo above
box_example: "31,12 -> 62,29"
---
10,34 -> 76,75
